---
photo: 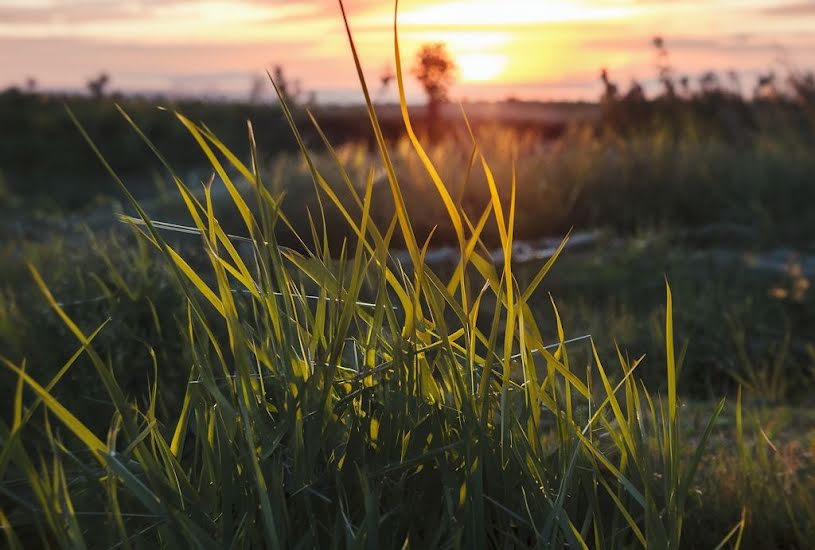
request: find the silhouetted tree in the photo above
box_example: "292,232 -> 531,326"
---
87,72 -> 110,99
679,76 -> 691,98
699,71 -> 721,95
600,68 -> 619,102
727,70 -> 743,97
755,72 -> 779,100
378,64 -> 395,101
249,74 -> 266,104
653,36 -> 676,99
789,71 -> 815,102
412,43 -> 456,140
788,71 -> 815,121
272,64 -> 302,106
624,80 -> 646,103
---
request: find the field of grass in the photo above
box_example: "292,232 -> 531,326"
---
2,15 -> 815,549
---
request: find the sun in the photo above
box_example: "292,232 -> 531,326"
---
457,53 -> 507,82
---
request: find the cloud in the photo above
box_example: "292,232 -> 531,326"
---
0,2 -> 146,24
581,34 -> 787,54
761,2 -> 815,16
0,0 -> 379,25
0,34 -> 360,94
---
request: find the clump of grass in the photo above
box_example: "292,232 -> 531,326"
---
0,3 -> 743,548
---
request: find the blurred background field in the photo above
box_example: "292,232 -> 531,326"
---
4,62 -> 815,401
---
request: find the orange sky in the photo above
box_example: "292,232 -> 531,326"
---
2,0 -> 814,101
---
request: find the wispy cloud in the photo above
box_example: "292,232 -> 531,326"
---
761,2 -> 815,17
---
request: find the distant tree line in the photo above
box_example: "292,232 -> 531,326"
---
598,36 -> 815,138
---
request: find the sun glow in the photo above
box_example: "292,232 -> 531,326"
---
457,53 -> 507,82
399,0 -> 634,27
392,0 -> 639,86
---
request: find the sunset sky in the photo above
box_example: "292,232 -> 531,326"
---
2,0 -> 815,102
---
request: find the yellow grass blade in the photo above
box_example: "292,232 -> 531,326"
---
337,0 -> 421,267
665,280 -> 677,425
176,113 -> 258,238
167,247 -> 226,317
1,360 -> 106,463
393,2 -> 465,246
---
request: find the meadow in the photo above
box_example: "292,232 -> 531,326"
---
2,18 -> 815,550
